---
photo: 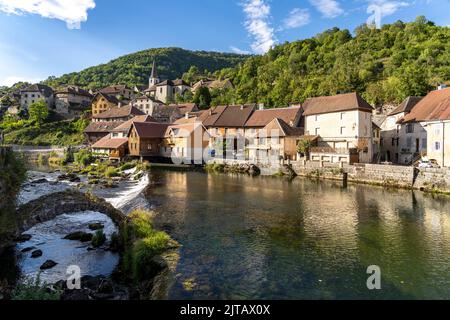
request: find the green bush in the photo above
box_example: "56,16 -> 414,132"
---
12,274 -> 60,300
119,161 -> 136,172
92,230 -> 107,248
127,210 -> 154,239
74,149 -> 94,167
104,166 -> 120,178
131,232 -> 170,280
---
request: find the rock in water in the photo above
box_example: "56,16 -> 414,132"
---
31,249 -> 43,258
31,178 -> 48,184
64,231 -> 93,242
21,246 -> 35,253
88,223 -> 104,231
15,234 -> 32,242
40,260 -> 57,270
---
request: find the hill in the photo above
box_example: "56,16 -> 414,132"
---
42,47 -> 249,89
213,16 -> 450,107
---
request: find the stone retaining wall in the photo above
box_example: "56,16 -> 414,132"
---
414,168 -> 450,193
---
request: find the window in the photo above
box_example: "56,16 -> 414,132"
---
392,138 -> 395,146
340,127 -> 345,135
340,113 -> 345,120
315,115 -> 318,122
435,142 -> 441,151
406,124 -> 414,134
422,138 -> 427,149
406,137 -> 412,148
315,128 -> 320,135
148,144 -> 152,151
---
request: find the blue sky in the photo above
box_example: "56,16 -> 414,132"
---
0,0 -> 449,86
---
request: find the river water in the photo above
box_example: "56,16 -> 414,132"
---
5,166 -> 450,299
144,169 -> 450,300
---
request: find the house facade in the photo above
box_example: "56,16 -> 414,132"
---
91,93 -> 120,116
128,122 -> 169,158
161,123 -> 210,164
379,96 -> 422,163
303,93 -> 374,164
400,87 -> 450,167
20,84 -> 54,110
132,95 -> 163,115
92,105 -> 145,122
99,85 -> 135,102
55,86 -> 93,116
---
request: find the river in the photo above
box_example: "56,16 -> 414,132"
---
4,166 -> 450,299
145,169 -> 450,300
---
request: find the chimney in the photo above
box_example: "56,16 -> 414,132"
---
240,105 -> 244,110
118,102 -> 122,108
209,109 -> 213,116
258,103 -> 264,111
185,112 -> 189,119
438,84 -> 447,90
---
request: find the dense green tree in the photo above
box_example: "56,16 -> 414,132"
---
28,100 -> 49,127
193,87 -> 212,109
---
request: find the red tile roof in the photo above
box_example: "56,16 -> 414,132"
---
91,136 -> 128,149
84,121 -> 124,133
388,96 -> 422,116
93,105 -> 145,119
303,92 -> 373,116
401,88 -> 450,122
112,115 -> 157,133
245,106 -> 303,127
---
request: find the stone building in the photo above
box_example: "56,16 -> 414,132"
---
20,84 -> 54,110
54,86 -> 93,117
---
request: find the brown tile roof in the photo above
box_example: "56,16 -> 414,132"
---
401,88 -> 450,123
201,106 -> 228,127
302,92 -> 373,116
91,136 -> 128,149
93,92 -> 120,104
388,96 -> 423,116
167,103 -> 198,115
21,84 -> 53,97
84,121 -> 124,133
133,122 -> 170,138
258,118 -> 304,137
245,106 -> 303,127
165,123 -> 207,138
212,105 -> 255,127
172,79 -> 190,87
93,105 -> 145,119
99,85 -> 131,94
112,115 -> 157,133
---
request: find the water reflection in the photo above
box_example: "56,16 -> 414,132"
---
148,169 -> 450,299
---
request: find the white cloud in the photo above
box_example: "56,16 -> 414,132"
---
0,0 -> 96,29
283,8 -> 311,30
1,76 -> 42,87
230,46 -> 251,55
242,0 -> 276,54
367,0 -> 410,28
309,0 -> 344,18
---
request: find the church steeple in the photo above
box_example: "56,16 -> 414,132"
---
149,59 -> 160,87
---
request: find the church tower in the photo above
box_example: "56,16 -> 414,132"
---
149,59 -> 160,87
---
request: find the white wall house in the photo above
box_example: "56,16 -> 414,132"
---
399,87 -> 450,167
379,96 -> 422,163
303,92 -> 374,164
20,84 -> 54,110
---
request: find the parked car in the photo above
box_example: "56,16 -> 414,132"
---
417,157 -> 438,168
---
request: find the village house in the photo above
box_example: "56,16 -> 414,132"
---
84,121 -> 124,144
132,95 -> 163,115
400,87 -> 450,167
303,92 -> 374,164
20,84 -> 54,110
91,92 -> 121,116
247,118 -> 305,163
143,60 -> 192,103
161,122 -> 210,164
128,122 -> 170,159
191,78 -> 234,92
54,86 -> 93,117
99,85 -> 135,102
92,104 -> 145,122
90,115 -> 156,159
379,96 -> 422,163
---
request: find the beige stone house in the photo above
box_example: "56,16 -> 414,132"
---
55,86 -> 93,117
400,87 -> 450,167
20,84 -> 54,110
99,85 -> 135,102
91,93 -> 120,116
303,92 -> 374,164
92,104 -> 145,122
379,96 -> 422,163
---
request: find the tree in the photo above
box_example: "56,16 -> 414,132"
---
28,100 -> 49,126
193,87 -> 212,109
